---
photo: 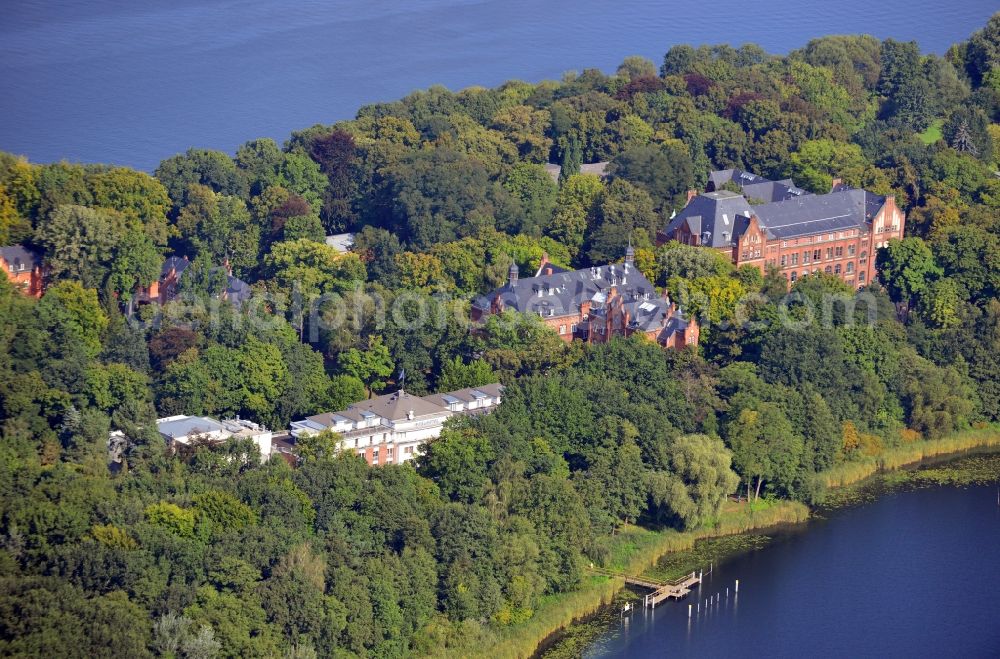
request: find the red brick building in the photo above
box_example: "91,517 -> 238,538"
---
472,248 -> 698,349
659,171 -> 905,288
0,245 -> 45,297
135,256 -> 253,308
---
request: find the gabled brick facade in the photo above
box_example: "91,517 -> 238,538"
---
0,245 -> 45,298
660,173 -> 906,289
472,249 -> 698,349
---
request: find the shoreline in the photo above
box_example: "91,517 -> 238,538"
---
457,427 -> 1000,659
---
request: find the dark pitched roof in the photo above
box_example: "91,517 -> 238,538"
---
0,245 -> 40,271
423,383 -> 505,408
161,256 -> 190,279
342,390 -> 450,423
534,262 -> 571,277
708,169 -> 807,202
663,191 -> 754,248
656,314 -> 691,342
623,296 -> 676,333
669,171 -> 889,243
225,275 -> 252,306
473,261 -> 658,318
753,188 -> 884,239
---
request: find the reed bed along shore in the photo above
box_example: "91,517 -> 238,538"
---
458,426 -> 1000,659
816,427 -> 1000,490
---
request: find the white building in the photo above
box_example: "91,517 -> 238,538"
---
325,232 -> 355,253
290,383 -> 503,466
156,415 -> 273,460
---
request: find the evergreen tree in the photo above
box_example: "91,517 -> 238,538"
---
559,135 -> 582,183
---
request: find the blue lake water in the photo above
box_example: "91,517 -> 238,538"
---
587,483 -> 1000,658
1,0 -> 996,170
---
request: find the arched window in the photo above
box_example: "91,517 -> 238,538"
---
846,262 -> 854,273
790,271 -> 797,282
824,266 -> 832,274
834,264 -> 841,275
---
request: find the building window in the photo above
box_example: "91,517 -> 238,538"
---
835,246 -> 843,258
834,264 -> 841,275
826,248 -> 833,259
782,241 -> 788,247
848,245 -> 856,257
790,271 -> 797,282
846,262 -> 854,274
559,325 -> 567,335
825,266 -> 832,274
780,255 -> 787,267
859,251 -> 868,264
803,251 -> 810,264
791,253 -> 798,265
859,272 -> 866,283
813,249 -> 821,261
570,323 -> 577,333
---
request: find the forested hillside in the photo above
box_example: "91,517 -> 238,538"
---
1,14 -> 999,658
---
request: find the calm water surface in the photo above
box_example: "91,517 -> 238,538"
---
588,484 -> 1000,658
1,0 -> 996,169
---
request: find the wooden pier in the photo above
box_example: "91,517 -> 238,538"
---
589,567 -> 701,608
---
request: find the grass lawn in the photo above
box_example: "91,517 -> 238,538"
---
918,119 -> 943,145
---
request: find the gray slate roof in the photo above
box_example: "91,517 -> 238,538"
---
225,275 -> 252,306
473,262 -> 658,319
423,383 -> 504,408
709,169 -> 807,202
161,256 -> 190,278
663,190 -> 754,248
668,172 -> 887,243
0,245 -> 40,271
753,188 -> 884,239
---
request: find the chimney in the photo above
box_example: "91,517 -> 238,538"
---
490,293 -> 505,315
538,251 -> 550,276
508,260 -> 518,288
686,189 -> 698,203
